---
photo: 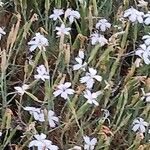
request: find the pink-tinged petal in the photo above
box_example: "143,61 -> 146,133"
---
29,140 -> 44,147
79,51 -> 84,59
61,92 -> 68,99
142,121 -> 149,126
43,139 -> 52,146
92,100 -> 99,106
145,18 -> 150,25
40,133 -> 47,140
51,116 -> 59,122
86,79 -> 94,89
73,64 -> 82,70
91,138 -> 97,145
84,145 -> 89,150
135,50 -> 143,57
96,22 -> 101,29
29,45 -> 38,52
129,15 -> 136,22
101,24 -> 106,32
142,35 -> 150,40
95,91 -> 102,97
48,145 -> 59,150
132,124 -> 140,132
53,90 -> 62,97
137,16 -> 143,23
49,120 -> 56,127
75,57 -> 82,64
140,44 -> 146,50
146,96 -> 150,102
64,82 -> 71,88
92,91 -> 101,99
106,23 -> 111,28
80,76 -> 90,83
145,39 -> 150,45
124,11 -> 131,18
33,112 -> 40,120
69,16 -> 74,24
139,125 -> 146,133
89,68 -> 97,76
84,90 -> 92,99
133,119 -> 140,124
65,89 -> 74,94
143,52 -> 150,64
57,84 -> 64,90
48,110 -> 55,116
83,136 -> 90,144
94,75 -> 102,82
34,74 -> 40,80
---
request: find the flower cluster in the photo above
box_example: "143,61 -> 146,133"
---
10,3 -> 150,149
136,34 -> 150,64
50,8 -> 80,24
53,50 -> 102,107
90,18 -> 110,46
49,8 -> 80,37
24,107 -> 59,128
29,133 -> 59,150
124,7 -> 150,25
91,32 -> 108,46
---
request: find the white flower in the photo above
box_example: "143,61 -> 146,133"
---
137,0 -> 148,8
34,65 -> 50,81
48,110 -> 59,128
84,90 -> 101,106
24,107 -> 45,122
55,24 -> 71,37
91,32 -> 108,46
96,19 -> 111,32
28,32 -> 49,52
49,8 -> 64,21
53,82 -> 75,99
0,27 -> 6,40
14,84 -> 29,95
132,118 -> 148,133
80,68 -> 102,89
29,133 -> 59,150
73,51 -> 87,71
144,11 -> 150,25
65,8 -> 80,24
142,34 -> 150,45
83,136 -> 97,150
135,44 -> 150,64
123,7 -> 144,23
